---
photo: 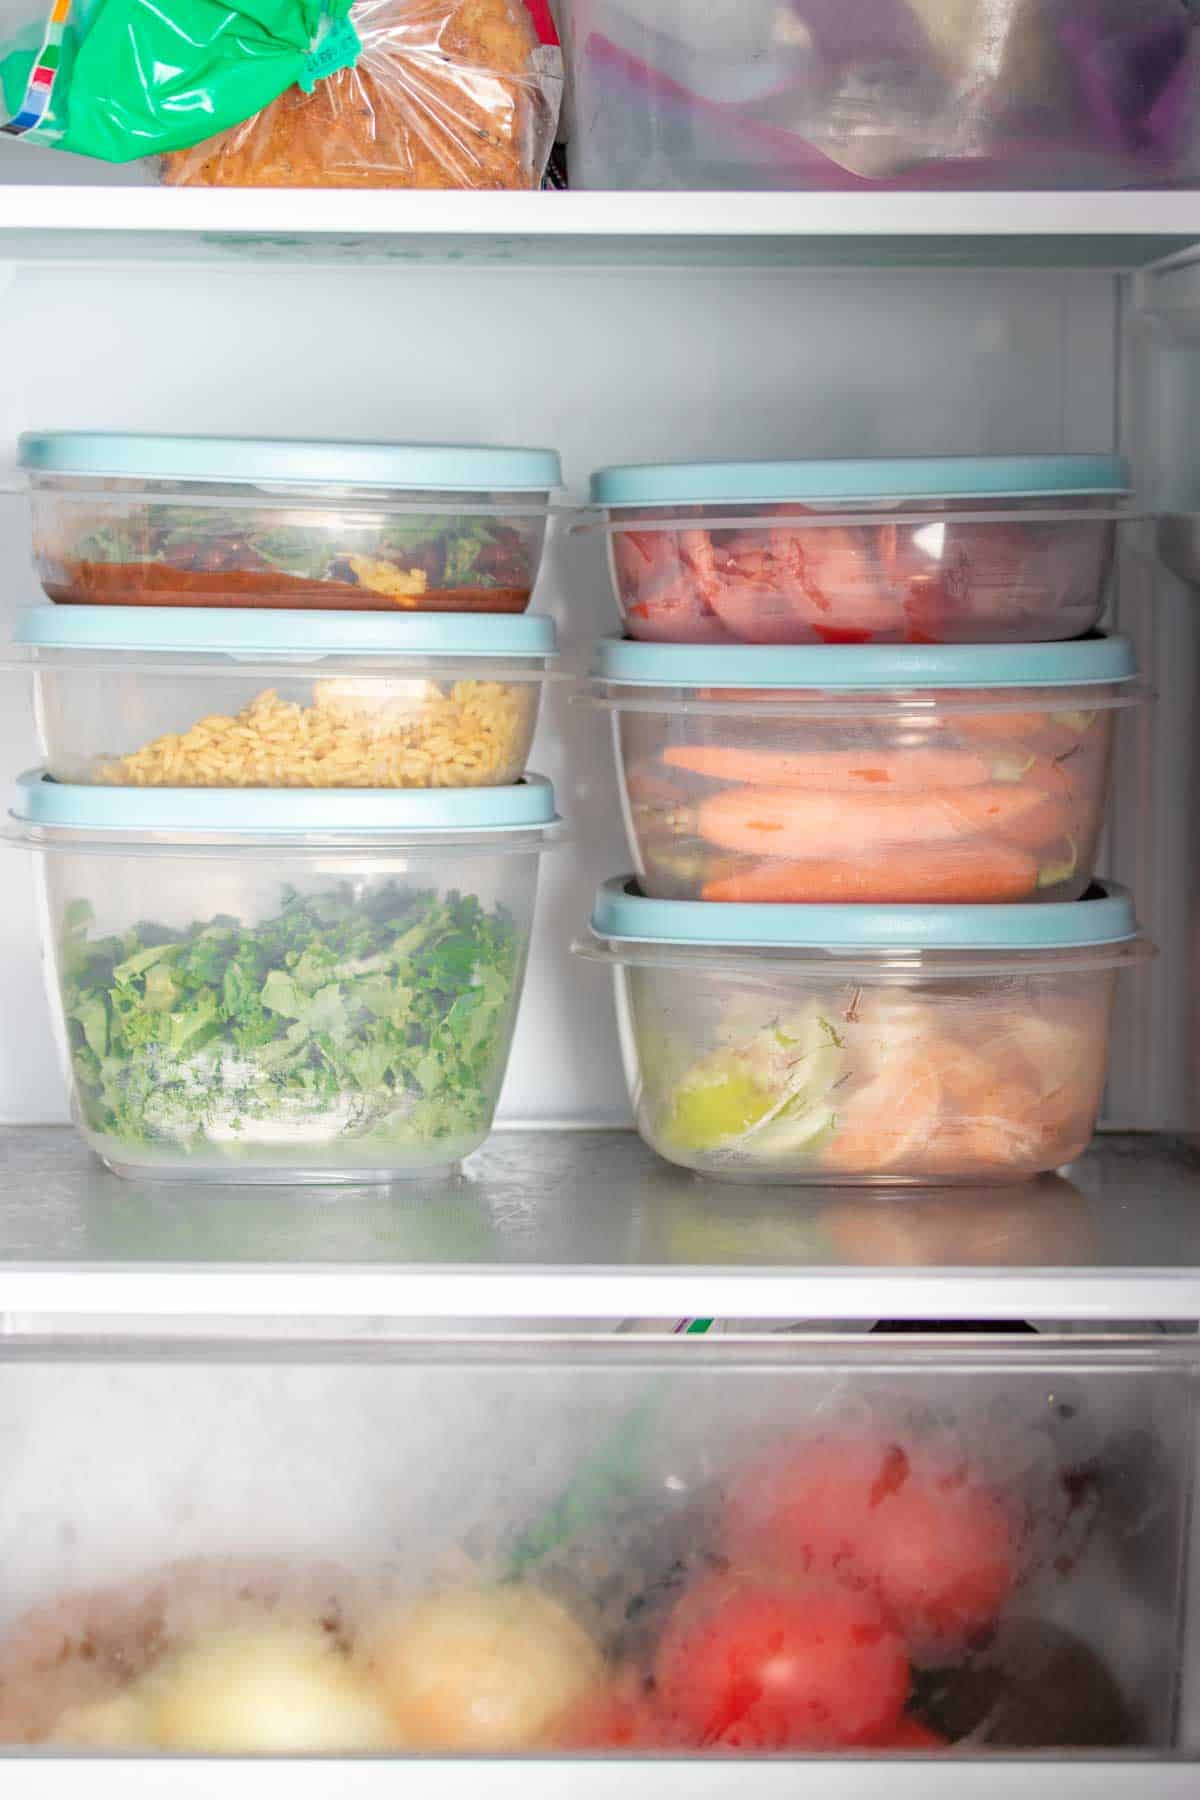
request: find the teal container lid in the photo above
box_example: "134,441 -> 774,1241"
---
595,635 -> 1137,690
592,876 -> 1140,952
13,771 -> 559,837
590,454 -> 1130,509
15,606 -> 556,658
19,433 -> 563,494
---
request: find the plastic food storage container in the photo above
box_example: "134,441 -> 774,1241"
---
589,456 -> 1130,646
0,1335 -> 1191,1754
18,433 -> 563,613
12,607 -> 557,791
561,0 -> 1200,191
8,774 -> 559,1182
591,637 -> 1142,904
579,876 -> 1151,1185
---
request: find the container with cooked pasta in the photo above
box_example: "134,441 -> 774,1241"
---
12,608 -> 555,790
8,773 -> 560,1182
19,434 -> 562,613
577,877 -> 1152,1186
590,637 -> 1144,905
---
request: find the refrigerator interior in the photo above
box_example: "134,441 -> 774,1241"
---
0,142 -> 1199,1791
0,249 -> 1195,1137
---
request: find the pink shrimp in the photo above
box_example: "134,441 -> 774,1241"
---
618,527 -> 730,643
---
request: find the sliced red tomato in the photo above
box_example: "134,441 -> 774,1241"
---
653,1572 -> 908,1751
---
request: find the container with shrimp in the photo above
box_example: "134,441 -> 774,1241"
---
578,877 -> 1152,1185
591,637 -> 1143,905
589,457 -> 1130,645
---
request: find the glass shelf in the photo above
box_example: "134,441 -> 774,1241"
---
0,1126 -> 1196,1325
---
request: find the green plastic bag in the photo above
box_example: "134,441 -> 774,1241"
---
0,0 -> 360,159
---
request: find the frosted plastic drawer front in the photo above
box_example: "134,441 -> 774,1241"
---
0,1338 -> 1192,1759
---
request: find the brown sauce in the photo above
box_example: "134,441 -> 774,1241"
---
46,563 -> 531,614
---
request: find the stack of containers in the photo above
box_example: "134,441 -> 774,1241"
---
7,433 -> 564,1183
579,455 -> 1154,1185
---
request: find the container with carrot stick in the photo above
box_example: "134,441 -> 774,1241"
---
590,638 -> 1144,906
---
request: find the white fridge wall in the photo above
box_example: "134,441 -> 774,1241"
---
0,260 -> 1124,1126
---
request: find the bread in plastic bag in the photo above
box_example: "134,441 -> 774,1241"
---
161,0 -> 561,187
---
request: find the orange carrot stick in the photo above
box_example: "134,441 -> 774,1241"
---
700,841 -> 1039,903
696,783 -> 1052,859
662,744 -> 991,790
947,784 -> 1073,851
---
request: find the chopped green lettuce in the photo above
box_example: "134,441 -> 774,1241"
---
61,885 -> 519,1156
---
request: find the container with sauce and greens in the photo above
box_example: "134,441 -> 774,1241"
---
19,433 -> 563,614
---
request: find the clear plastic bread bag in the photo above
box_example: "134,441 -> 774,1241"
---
160,0 -> 562,187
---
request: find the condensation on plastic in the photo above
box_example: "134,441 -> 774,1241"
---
562,0 -> 1200,192
161,0 -> 563,188
0,1342 -> 1188,1752
608,952 -> 1131,1186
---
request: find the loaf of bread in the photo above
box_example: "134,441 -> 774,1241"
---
162,0 -> 557,188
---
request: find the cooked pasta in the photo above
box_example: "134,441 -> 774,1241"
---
96,680 -> 535,789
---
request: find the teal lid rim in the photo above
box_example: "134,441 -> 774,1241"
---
592,876 -> 1140,952
18,433 -> 563,494
14,606 -> 557,658
594,635 -> 1137,690
13,771 -> 558,836
590,454 -> 1131,509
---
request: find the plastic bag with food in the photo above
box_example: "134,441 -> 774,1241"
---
162,0 -> 562,187
0,0 -> 560,188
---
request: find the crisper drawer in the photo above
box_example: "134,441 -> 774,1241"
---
0,1335 -> 1196,1782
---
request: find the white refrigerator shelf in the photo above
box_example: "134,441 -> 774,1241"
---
0,188 -> 1198,267
1,1752 -> 1197,1796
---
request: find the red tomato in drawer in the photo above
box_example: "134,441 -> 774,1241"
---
653,1572 -> 908,1750
723,1436 -> 1016,1659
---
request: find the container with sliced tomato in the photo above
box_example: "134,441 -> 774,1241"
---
588,456 -> 1130,646
590,637 -> 1143,905
577,876 -> 1152,1184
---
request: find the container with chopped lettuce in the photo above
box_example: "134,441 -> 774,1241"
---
11,775 -> 558,1181
20,434 -> 561,613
